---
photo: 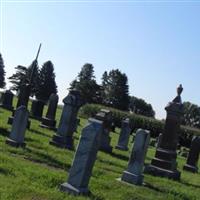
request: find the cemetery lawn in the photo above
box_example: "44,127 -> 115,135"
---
0,102 -> 200,200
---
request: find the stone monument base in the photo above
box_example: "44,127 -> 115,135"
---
40,117 -> 57,130
115,145 -> 128,151
60,182 -> 90,196
183,164 -> 198,173
121,170 -> 143,185
99,145 -> 112,153
8,116 -> 31,129
0,104 -> 14,111
144,165 -> 180,180
50,135 -> 74,150
6,138 -> 26,148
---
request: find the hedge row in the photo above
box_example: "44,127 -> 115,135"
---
79,104 -> 200,141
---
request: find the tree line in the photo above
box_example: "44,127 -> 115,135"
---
2,52 -> 200,125
70,63 -> 155,117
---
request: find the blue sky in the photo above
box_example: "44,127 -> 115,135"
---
1,1 -> 200,119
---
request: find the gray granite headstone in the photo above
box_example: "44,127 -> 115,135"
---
50,90 -> 82,150
60,118 -> 103,195
0,90 -> 14,111
121,129 -> 150,185
6,106 -> 29,147
156,133 -> 163,148
40,93 -> 59,130
94,109 -> 113,153
183,136 -> 200,173
116,118 -> 131,151
30,99 -> 45,120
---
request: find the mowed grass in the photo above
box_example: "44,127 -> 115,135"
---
0,98 -> 200,200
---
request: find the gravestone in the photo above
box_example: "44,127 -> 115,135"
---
120,129 -> 150,185
60,118 -> 103,195
50,90 -> 82,150
115,118 -> 131,151
145,85 -> 184,180
156,133 -> 163,148
0,90 -> 14,111
183,136 -> 200,173
40,93 -> 59,130
6,106 -> 29,147
30,99 -> 45,120
8,83 -> 31,128
94,109 -> 113,153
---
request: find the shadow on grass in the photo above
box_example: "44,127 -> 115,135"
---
180,180 -> 200,189
0,128 -> 9,137
144,182 -> 191,200
109,151 -> 129,162
0,167 -> 15,176
29,128 -> 52,138
24,147 -> 71,171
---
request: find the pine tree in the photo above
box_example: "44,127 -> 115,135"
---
102,69 -> 130,110
8,62 -> 39,96
0,53 -> 6,88
35,61 -> 57,102
70,63 -> 101,104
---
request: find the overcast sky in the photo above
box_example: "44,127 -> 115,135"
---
1,0 -> 200,119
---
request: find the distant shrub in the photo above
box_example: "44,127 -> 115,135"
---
79,104 -> 200,147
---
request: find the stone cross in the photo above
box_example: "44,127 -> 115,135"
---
121,129 -> 150,185
183,136 -> 200,173
116,118 -> 131,151
50,90 -> 82,150
144,85 -> 184,180
60,118 -> 103,195
0,90 -> 14,111
6,106 -> 29,147
40,93 -> 59,130
94,109 -> 113,153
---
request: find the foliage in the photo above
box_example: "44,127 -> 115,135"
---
101,69 -> 130,111
79,103 -> 200,141
35,61 -> 57,102
182,101 -> 200,128
8,61 -> 39,96
0,53 -> 6,88
70,63 -> 101,104
129,96 -> 155,118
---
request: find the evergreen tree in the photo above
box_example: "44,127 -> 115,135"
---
101,69 -> 129,110
0,53 -> 6,88
35,61 -> 57,102
129,96 -> 155,118
182,101 -> 200,128
8,61 -> 39,96
70,63 -> 101,104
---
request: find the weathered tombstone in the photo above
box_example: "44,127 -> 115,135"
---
7,44 -> 42,128
60,118 -> 103,195
40,93 -> 59,130
50,90 -> 82,150
183,136 -> 200,173
144,85 -> 184,180
94,109 -> 113,153
6,106 -> 29,147
115,118 -> 131,151
72,118 -> 80,133
30,99 -> 45,119
156,133 -> 163,148
0,90 -> 14,111
7,83 -> 31,129
120,129 -> 150,185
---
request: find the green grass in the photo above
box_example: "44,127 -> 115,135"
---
0,99 -> 200,200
